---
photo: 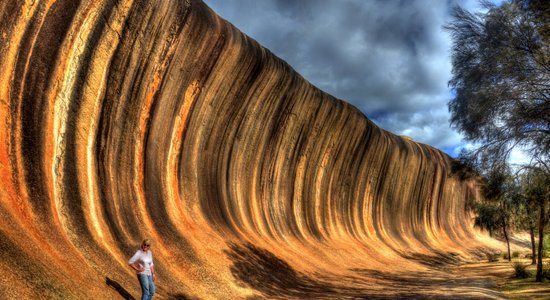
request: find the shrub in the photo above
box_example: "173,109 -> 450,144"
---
512,251 -> 520,258
503,253 -> 509,260
544,261 -> 550,280
513,263 -> 531,279
544,235 -> 550,251
486,253 -> 499,262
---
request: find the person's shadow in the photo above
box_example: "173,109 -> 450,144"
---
106,277 -> 136,300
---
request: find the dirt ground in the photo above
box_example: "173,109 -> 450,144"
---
455,259 -> 550,300
226,242 -> 550,299
359,257 -> 550,299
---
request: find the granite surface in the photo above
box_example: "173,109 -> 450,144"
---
0,0 -> 494,298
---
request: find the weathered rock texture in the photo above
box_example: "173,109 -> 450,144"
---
0,0 -> 494,299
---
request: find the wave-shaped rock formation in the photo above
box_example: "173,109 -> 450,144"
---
0,0 -> 496,299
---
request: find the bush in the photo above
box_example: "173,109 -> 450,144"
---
512,251 -> 520,258
503,253 -> 509,260
487,253 -> 499,262
513,263 -> 531,279
544,261 -> 550,280
544,235 -> 550,251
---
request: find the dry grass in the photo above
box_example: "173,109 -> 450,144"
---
456,257 -> 550,299
498,260 -> 550,299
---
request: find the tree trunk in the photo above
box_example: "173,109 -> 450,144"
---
536,200 -> 546,282
503,221 -> 511,262
530,224 -> 537,265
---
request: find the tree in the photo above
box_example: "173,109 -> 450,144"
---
445,0 -> 550,163
461,150 -> 516,262
484,163 -> 515,262
516,172 -> 538,264
446,0 -> 550,282
474,201 -> 501,238
520,0 -> 550,43
521,163 -> 550,281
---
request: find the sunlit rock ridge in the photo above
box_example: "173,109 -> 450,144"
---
0,0 -> 491,299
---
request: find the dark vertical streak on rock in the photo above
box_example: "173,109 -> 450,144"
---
19,0 -> 81,217
96,0 -> 147,244
8,1 -> 45,202
61,0 -> 117,244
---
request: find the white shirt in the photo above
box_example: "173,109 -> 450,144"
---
128,249 -> 154,275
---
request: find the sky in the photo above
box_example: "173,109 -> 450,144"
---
201,0 -> 525,161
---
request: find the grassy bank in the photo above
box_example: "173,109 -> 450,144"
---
497,260 -> 550,299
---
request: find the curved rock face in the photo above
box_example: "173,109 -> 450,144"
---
0,0 -> 488,299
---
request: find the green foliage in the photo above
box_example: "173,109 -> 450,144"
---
469,161 -> 515,242
535,235 -> 550,260
522,0 -> 550,43
446,1 -> 550,161
512,251 -> 520,258
524,169 -> 549,207
544,235 -> 550,251
544,260 -> 550,280
513,262 -> 532,278
515,171 -> 540,233
482,163 -> 510,200
474,202 -> 501,235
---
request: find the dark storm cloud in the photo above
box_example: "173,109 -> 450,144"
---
203,0 -> 483,153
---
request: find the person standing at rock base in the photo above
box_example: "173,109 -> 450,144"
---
129,239 -> 156,300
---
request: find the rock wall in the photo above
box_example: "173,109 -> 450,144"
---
0,0 -> 488,298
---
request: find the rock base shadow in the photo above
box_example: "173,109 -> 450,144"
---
226,243 -> 504,299
106,277 -> 135,300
